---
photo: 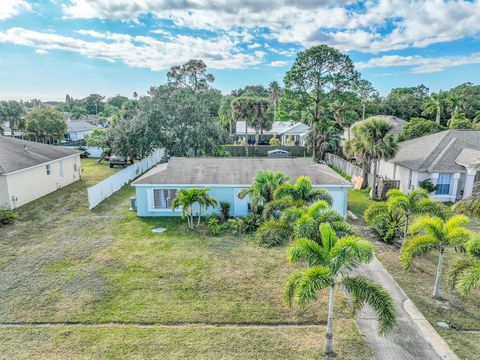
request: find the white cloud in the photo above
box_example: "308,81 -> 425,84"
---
356,53 -> 480,73
60,0 -> 480,54
0,0 -> 31,20
0,27 -> 264,70
247,43 -> 261,49
269,60 -> 289,67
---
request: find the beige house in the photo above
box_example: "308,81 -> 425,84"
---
0,136 -> 81,209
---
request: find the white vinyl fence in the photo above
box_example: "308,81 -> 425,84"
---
87,149 -> 164,209
323,153 -> 374,186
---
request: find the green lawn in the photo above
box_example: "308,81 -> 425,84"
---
347,189 -> 375,224
0,159 -> 373,359
347,190 -> 480,360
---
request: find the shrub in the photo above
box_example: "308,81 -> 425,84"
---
219,201 -> 231,222
242,213 -> 262,233
207,216 -> 221,236
418,179 -> 438,193
367,213 -> 403,244
269,135 -> 281,146
227,218 -> 245,234
0,208 -> 18,226
256,219 -> 292,247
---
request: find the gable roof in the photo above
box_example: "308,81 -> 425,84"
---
353,115 -> 407,135
392,130 -> 480,173
66,120 -> 99,133
235,121 -> 310,135
0,136 -> 79,175
133,157 -> 351,186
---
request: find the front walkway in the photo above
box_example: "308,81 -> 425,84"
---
355,257 -> 458,360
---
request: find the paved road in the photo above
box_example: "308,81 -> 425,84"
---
355,257 -> 458,360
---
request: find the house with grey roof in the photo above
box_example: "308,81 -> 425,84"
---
65,119 -> 100,141
377,130 -> 480,202
235,120 -> 310,146
132,157 -> 351,217
0,136 -> 81,209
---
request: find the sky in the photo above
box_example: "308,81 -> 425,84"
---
1,0 -> 480,101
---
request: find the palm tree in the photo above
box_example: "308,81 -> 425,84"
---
172,188 -> 218,229
401,214 -> 471,299
449,234 -> 480,296
285,223 -> 396,354
351,118 -> 398,198
367,189 -> 448,238
447,92 -> 461,121
268,81 -> 282,120
238,171 -> 290,212
423,91 -> 444,125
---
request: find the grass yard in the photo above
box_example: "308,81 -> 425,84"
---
0,159 -> 373,359
348,190 -> 480,360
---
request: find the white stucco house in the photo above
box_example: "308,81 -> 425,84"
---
132,157 -> 351,218
235,121 -> 310,146
0,136 -> 81,209
377,130 -> 480,202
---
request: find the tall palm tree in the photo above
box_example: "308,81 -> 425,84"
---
423,91 -> 444,125
172,188 -> 218,229
238,171 -> 290,212
351,118 -> 398,198
285,223 -> 396,354
268,81 -> 282,120
447,92 -> 461,121
449,234 -> 480,296
367,189 -> 449,238
401,214 -> 471,299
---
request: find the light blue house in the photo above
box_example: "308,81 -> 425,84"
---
132,157 -> 351,217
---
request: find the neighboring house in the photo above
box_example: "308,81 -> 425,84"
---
344,115 -> 406,141
377,130 -> 480,202
65,119 -> 100,141
235,121 -> 310,146
0,136 -> 81,209
132,157 -> 351,217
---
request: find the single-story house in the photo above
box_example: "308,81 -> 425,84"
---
65,119 -> 100,141
344,115 -> 406,141
376,129 -> 480,202
0,136 -> 81,209
132,157 -> 351,217
235,121 -> 310,146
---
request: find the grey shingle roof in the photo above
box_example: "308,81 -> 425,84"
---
0,136 -> 79,174
66,120 -> 99,133
392,130 -> 480,173
133,157 -> 351,186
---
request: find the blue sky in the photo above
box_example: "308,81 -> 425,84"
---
1,0 -> 480,100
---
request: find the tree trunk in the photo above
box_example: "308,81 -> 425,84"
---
432,250 -> 444,299
435,111 -> 440,125
371,159 -> 378,199
197,207 -> 202,227
245,121 -> 249,157
324,286 -> 335,354
361,159 -> 370,189
404,214 -> 409,239
362,103 -> 366,121
254,131 -> 259,156
311,126 -> 317,160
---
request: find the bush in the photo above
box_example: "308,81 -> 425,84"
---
207,216 -> 221,236
0,208 -> 18,226
419,179 -> 438,193
256,219 -> 292,247
219,202 -> 231,222
242,213 -> 262,233
367,213 -> 402,244
269,135 -> 281,146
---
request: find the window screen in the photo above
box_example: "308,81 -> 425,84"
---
153,189 -> 177,209
435,173 -> 452,195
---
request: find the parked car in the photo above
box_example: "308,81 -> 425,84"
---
109,155 -> 127,168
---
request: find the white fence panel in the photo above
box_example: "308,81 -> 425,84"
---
87,149 -> 164,209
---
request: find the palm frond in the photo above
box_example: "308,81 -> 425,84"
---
331,236 -> 374,274
408,215 -> 443,236
319,223 -> 338,250
400,235 -> 440,269
342,276 -> 397,335
287,238 -> 328,266
306,189 -> 333,206
446,227 -> 472,247
448,257 -> 477,291
364,202 -> 389,223
307,200 -> 332,217
416,198 -> 450,219
283,271 -> 303,307
296,266 -> 333,308
445,214 -> 470,233
385,189 -> 404,199
456,262 -> 480,296
407,188 -> 429,203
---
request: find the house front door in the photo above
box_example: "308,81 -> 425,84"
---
233,188 -> 249,217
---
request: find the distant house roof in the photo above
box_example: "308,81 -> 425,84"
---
235,121 -> 310,135
133,157 -> 351,186
0,136 -> 79,175
66,120 -> 99,134
391,130 -> 480,173
354,115 -> 407,135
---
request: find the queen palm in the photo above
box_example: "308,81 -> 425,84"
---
172,188 -> 218,229
268,81 -> 282,120
238,171 -> 290,212
449,234 -> 480,296
285,223 -> 396,354
423,91 -> 444,125
401,214 -> 471,299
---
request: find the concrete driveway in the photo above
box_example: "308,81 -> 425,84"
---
355,257 -> 458,360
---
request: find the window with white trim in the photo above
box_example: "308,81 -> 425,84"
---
46,164 -> 51,175
153,189 -> 177,209
436,173 -> 452,195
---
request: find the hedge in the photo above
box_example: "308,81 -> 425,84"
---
222,145 -> 312,157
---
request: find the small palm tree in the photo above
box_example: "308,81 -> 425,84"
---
401,214 -> 471,299
285,223 -> 396,354
172,188 -> 218,229
423,91 -> 444,125
452,183 -> 480,218
449,234 -> 480,296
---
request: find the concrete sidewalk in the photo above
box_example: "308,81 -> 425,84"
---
355,257 -> 458,360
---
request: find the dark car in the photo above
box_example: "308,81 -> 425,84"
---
109,155 -> 127,168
